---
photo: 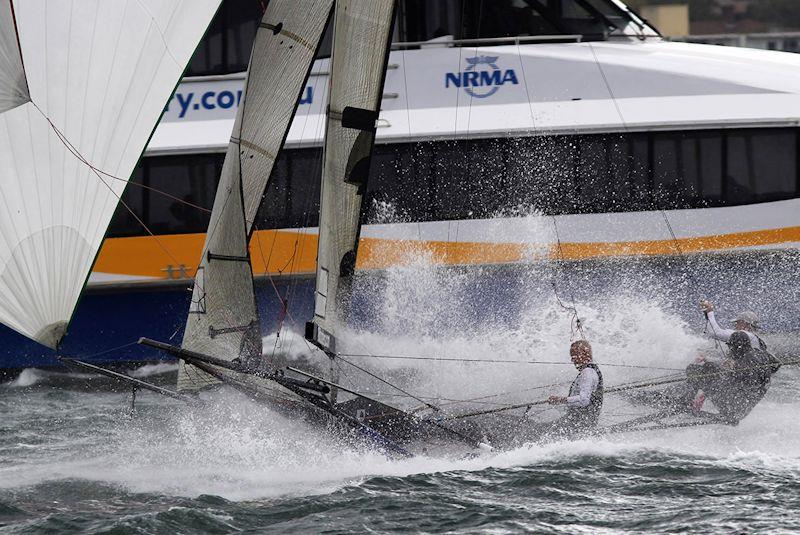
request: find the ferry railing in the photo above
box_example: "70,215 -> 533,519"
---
390,35 -> 584,50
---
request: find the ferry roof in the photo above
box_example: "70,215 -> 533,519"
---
147,39 -> 800,155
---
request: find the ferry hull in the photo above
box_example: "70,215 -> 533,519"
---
2,249 -> 798,374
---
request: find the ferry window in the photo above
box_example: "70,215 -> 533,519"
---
107,166 -> 145,238
187,1 -> 263,76
397,0 -> 645,42
367,143 -> 435,222
189,10 -> 225,75
147,156 -> 220,235
727,129 -> 797,203
226,2 -> 263,72
607,134 -> 650,211
572,0 -> 629,31
653,133 -> 706,209
106,128 -> 799,239
400,0 -> 579,42
501,137 -> 538,212
556,0 -> 617,37
545,136 -> 580,214
287,149 -> 323,226
400,0 -> 464,42
429,142 -> 464,219
258,154 -> 291,229
465,1 -> 561,39
257,148 -> 323,229
479,139 -> 514,214
696,135 -> 723,201
576,136 -> 614,213
500,136 -> 564,215
317,23 -> 334,58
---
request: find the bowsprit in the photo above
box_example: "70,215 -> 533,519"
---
445,56 -> 519,98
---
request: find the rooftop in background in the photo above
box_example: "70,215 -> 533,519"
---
630,0 -> 800,35
675,30 -> 800,53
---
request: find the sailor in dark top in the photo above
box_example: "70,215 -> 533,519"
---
700,300 -> 767,350
547,340 -> 604,437
685,331 -> 781,425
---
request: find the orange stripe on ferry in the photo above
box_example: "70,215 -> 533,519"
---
92,226 -> 800,279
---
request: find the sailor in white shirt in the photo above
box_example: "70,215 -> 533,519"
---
547,340 -> 604,435
700,300 -> 766,350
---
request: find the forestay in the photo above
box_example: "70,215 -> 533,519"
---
0,0 -> 221,348
178,0 -> 333,392
312,0 -> 397,351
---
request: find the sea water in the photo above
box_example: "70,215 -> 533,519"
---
2,248 -> 800,533
2,373 -> 800,533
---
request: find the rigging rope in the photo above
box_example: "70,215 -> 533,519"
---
71,341 -> 139,361
337,352 -> 683,371
550,216 -> 586,340
337,354 -> 441,412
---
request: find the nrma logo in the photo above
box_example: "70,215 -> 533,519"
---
445,56 -> 518,98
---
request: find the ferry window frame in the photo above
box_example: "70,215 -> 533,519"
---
108,127 -> 800,239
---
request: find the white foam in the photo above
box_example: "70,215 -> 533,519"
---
3,227 -> 798,502
2,380 -> 799,501
130,362 -> 178,378
5,368 -> 42,388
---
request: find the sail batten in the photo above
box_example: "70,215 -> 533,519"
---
178,0 -> 333,392
312,0 -> 397,348
0,0 -> 222,349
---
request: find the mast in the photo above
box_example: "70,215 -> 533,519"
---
0,0 -> 222,348
178,0 -> 334,392
308,0 -> 398,358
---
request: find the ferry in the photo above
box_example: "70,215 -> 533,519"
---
3,0 -> 800,375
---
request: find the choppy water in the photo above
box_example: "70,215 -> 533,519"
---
3,249 -> 800,533
3,365 -> 800,534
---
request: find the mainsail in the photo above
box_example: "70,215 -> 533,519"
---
178,0 -> 334,392
310,0 -> 397,352
0,0 -> 221,348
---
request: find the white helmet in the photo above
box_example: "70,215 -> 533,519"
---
733,310 -> 760,329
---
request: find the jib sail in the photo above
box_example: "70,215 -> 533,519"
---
310,0 -> 397,353
178,0 -> 334,392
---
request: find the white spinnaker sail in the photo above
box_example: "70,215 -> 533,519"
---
0,0 -> 221,348
0,0 -> 28,113
178,0 -> 333,392
312,0 -> 397,349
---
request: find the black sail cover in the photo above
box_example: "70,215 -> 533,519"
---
178,0 -> 334,392
311,0 -> 397,352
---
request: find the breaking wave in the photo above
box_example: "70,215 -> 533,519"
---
5,368 -> 43,388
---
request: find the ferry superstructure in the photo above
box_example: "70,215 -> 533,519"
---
3,0 -> 800,372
